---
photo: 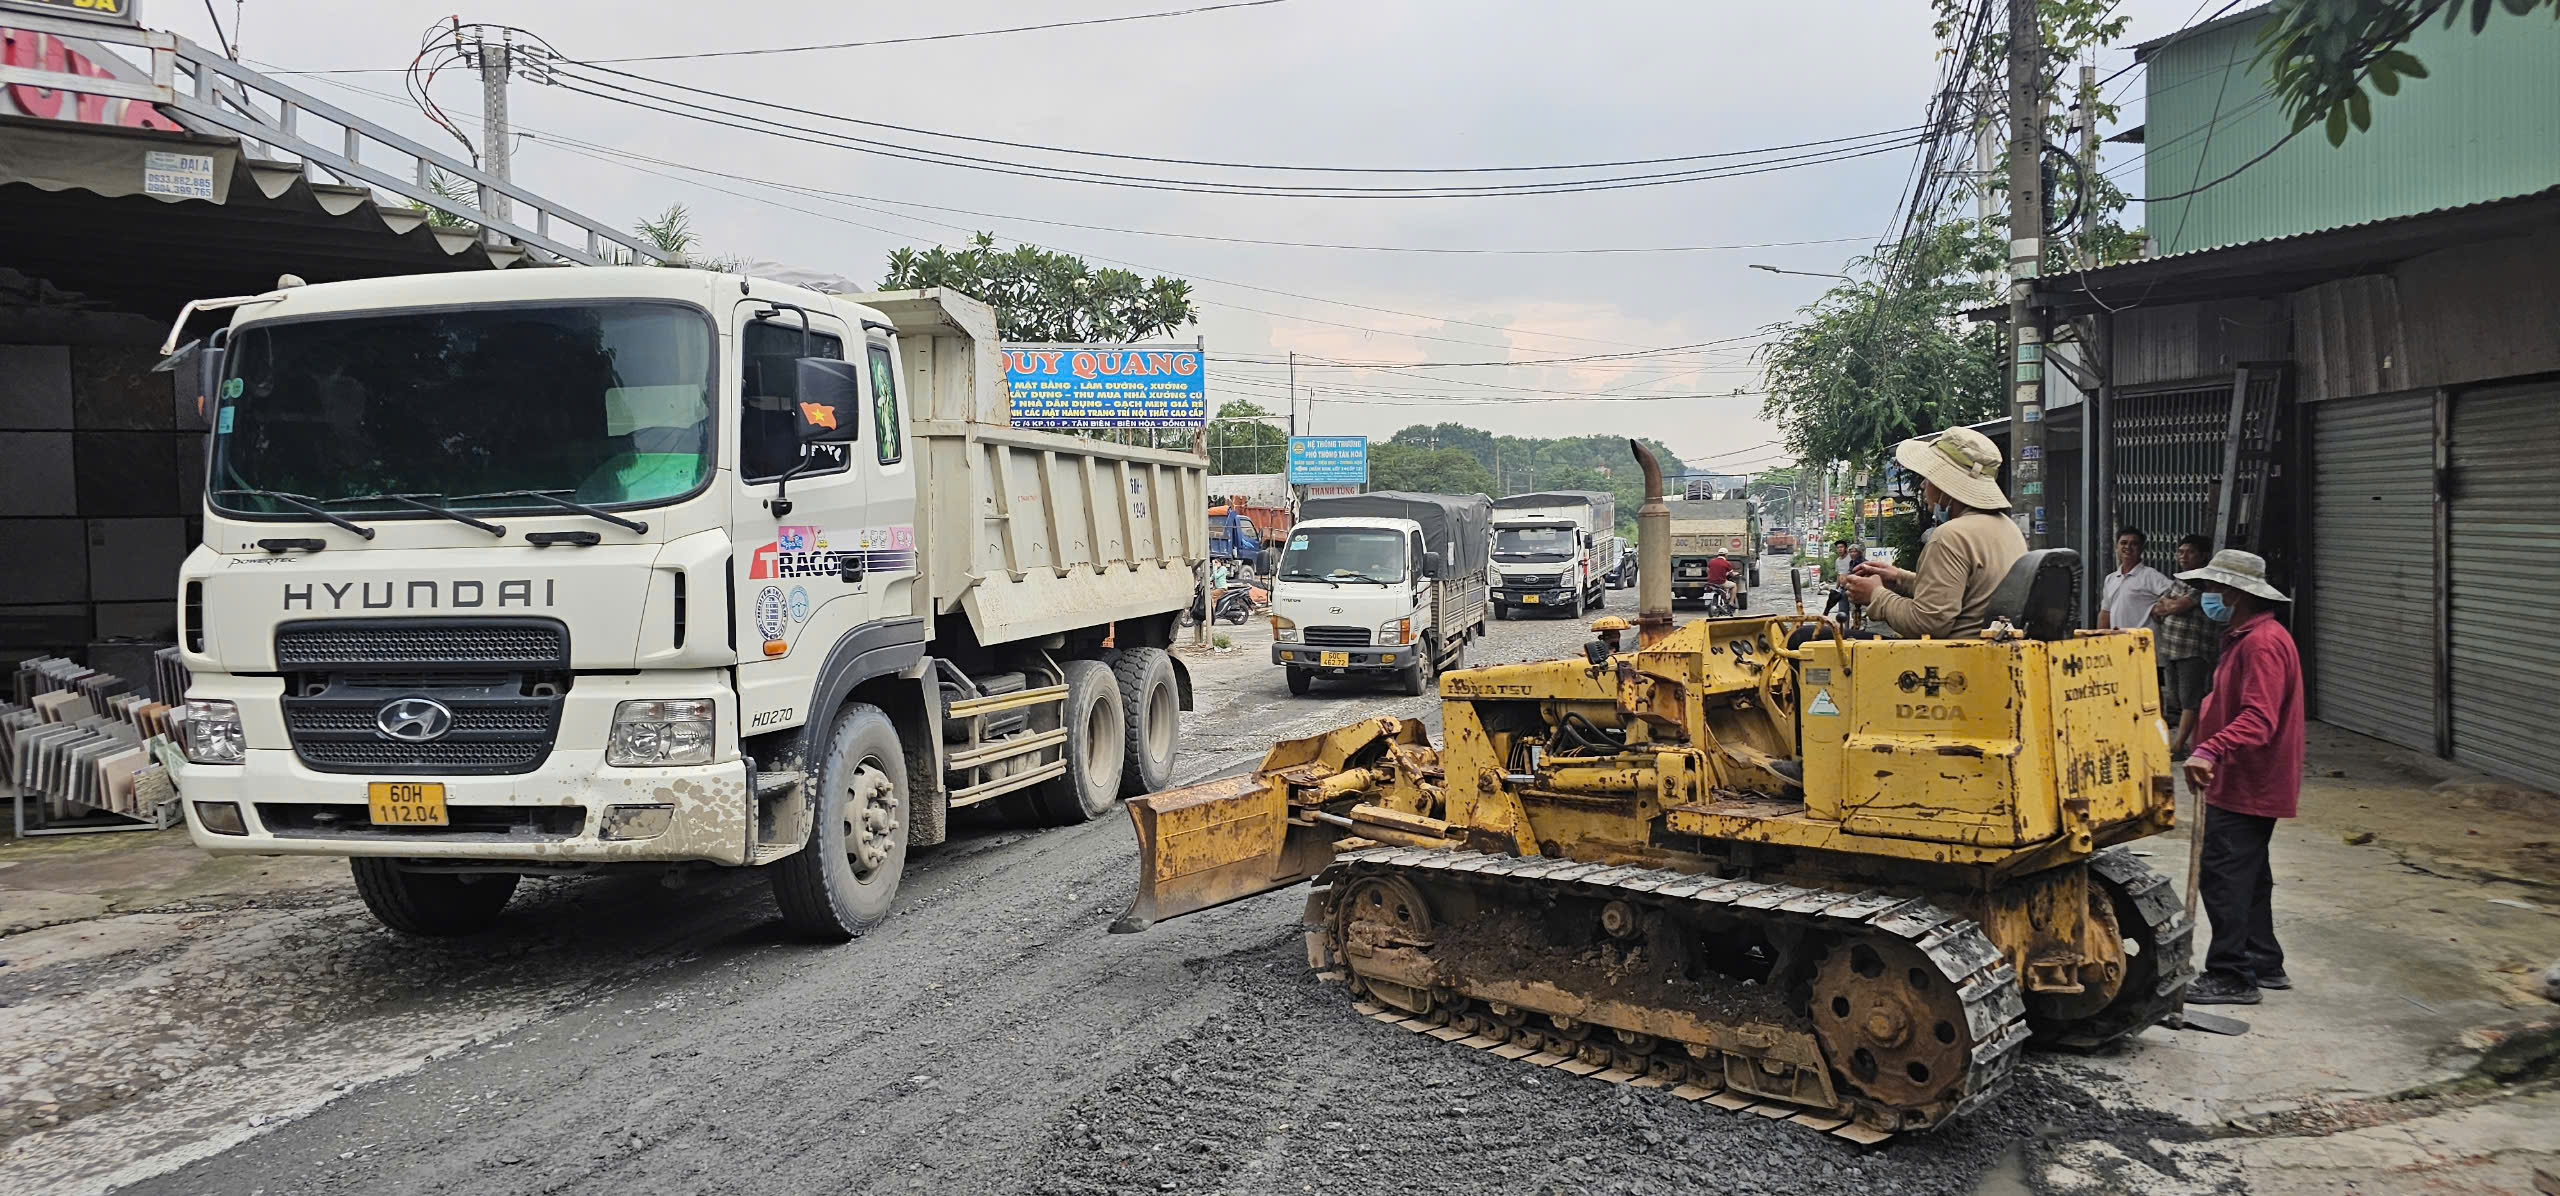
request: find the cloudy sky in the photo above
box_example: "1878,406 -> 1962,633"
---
151,0 -> 2212,468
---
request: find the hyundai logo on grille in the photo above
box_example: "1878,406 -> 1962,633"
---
376,697 -> 454,742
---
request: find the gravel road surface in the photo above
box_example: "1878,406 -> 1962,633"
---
7,562 -> 2237,1195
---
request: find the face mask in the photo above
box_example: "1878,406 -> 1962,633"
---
2199,593 -> 2233,623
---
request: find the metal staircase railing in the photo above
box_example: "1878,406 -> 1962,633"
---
0,9 -> 666,267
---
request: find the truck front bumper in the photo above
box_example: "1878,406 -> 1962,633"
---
1274,644 -> 1414,674
1492,585 -> 1574,608
174,749 -> 756,867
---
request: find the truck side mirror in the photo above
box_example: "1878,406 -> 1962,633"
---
1423,550 -> 1445,578
794,358 -> 863,444
1580,531 -> 1594,548
153,337 -> 227,428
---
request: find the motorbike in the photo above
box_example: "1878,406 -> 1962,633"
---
1184,582 -> 1258,627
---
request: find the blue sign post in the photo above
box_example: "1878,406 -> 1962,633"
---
1002,345 -> 1206,429
1288,435 -> 1369,484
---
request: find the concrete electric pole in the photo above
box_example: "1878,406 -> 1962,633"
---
474,38 -> 513,232
2005,0 -> 2049,548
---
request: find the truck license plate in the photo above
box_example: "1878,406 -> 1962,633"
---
1523,593 -> 1540,604
368,782 -> 448,827
1320,651 -> 1350,667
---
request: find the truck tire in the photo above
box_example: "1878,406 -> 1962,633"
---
1400,638 -> 1437,697
1286,666 -> 1313,696
1032,659 -> 1126,824
1114,647 -> 1179,797
770,702 -> 909,941
350,860 -> 518,937
1493,603 -> 1508,622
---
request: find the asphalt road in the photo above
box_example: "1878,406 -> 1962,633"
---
15,560 -> 2230,1196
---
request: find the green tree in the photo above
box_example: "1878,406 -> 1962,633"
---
1367,443 -> 1495,496
1206,399 -> 1286,474
2254,0 -> 2555,145
629,203 -> 743,271
880,232 -> 1197,343
1755,221 -> 2006,473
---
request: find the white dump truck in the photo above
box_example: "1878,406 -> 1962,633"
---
158,270 -> 1204,940
1489,490 -> 1622,618
1269,492 -> 1489,697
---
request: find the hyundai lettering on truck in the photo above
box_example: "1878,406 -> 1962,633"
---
1268,491 -> 1489,697
161,271 -> 1203,940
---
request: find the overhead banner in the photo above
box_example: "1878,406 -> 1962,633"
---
1287,435 -> 1368,484
1002,344 -> 1205,429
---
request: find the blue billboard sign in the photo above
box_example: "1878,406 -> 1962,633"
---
1002,344 -> 1206,429
1288,435 -> 1369,484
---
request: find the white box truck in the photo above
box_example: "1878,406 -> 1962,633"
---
1489,490 -> 1622,618
1269,492 -> 1489,697
158,270 -> 1204,940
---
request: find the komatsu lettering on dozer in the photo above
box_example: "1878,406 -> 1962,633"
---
162,270 -> 1205,941
1117,440 -> 2191,1141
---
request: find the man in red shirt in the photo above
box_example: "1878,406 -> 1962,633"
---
2176,549 -> 2306,1005
1705,553 -> 1738,610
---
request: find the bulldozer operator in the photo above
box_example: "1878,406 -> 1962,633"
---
1839,425 -> 2027,639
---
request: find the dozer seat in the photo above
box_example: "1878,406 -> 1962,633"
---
1982,547 -> 2081,641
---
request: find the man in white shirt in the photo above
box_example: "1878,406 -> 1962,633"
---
2098,527 -> 2173,631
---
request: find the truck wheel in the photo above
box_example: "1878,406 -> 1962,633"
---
350,860 -> 518,937
770,702 -> 909,941
1286,667 -> 1313,696
1032,659 -> 1126,824
1400,638 -> 1437,697
1493,603 -> 1508,622
1114,647 -> 1179,797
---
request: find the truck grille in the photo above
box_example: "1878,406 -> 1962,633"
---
1507,574 -> 1560,588
1302,626 -> 1372,647
275,619 -> 569,777
275,618 -> 569,669
281,694 -> 563,776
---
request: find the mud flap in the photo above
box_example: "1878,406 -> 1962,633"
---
1111,772 -> 1312,932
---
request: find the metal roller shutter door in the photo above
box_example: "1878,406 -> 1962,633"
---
2308,393 -> 2436,751
2448,384 -> 2560,790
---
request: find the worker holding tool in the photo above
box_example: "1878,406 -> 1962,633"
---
1840,426 -> 2026,638
2176,549 -> 2306,1006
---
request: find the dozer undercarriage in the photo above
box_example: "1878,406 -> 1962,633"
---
1115,441 -> 2192,1139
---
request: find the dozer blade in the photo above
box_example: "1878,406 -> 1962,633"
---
1113,717 -> 1434,933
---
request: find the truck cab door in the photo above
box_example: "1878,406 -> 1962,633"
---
732,301 -> 875,732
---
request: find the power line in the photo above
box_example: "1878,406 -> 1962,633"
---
268,1 -> 1299,73
544,71 -> 1936,200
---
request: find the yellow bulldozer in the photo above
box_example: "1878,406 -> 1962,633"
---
1114,442 -> 2192,1142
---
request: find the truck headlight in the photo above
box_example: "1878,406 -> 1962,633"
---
1272,615 -> 1298,643
181,699 -> 245,764
609,699 -> 717,766
1380,618 -> 1413,645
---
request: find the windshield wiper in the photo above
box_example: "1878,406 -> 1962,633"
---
211,489 -> 377,540
450,489 -> 649,534
1332,572 -> 1399,585
321,491 -> 504,537
1278,571 -> 1340,587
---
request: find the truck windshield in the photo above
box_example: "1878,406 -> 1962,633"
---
209,302 -> 716,519
1494,526 -> 1575,559
1280,528 -> 1405,584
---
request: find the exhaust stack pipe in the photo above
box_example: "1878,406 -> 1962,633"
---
1629,439 -> 1674,645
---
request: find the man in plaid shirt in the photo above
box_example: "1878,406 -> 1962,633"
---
2150,535 -> 2218,757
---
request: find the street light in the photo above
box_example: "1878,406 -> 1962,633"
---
1749,264 -> 1853,280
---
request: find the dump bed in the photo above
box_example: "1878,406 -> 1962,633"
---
858,289 -> 1208,648
1664,497 -> 1754,557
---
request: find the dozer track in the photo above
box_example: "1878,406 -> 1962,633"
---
1305,847 -> 2036,1138
2037,848 -> 2197,1048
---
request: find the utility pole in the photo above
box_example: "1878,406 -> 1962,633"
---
470,33 -> 515,237
2076,63 -> 2098,271
2005,0 -> 2049,549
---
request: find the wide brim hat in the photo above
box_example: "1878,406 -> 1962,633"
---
1893,426 -> 2010,511
2177,548 -> 2291,602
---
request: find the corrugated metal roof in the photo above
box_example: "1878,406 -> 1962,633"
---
2035,183 -> 2560,317
2,114 -> 537,313
2142,7 -> 2560,255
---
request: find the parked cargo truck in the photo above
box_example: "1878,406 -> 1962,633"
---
1488,490 -> 1621,618
159,271 -> 1203,940
1269,492 -> 1490,697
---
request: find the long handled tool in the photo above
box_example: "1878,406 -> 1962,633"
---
2164,768 -> 2249,1036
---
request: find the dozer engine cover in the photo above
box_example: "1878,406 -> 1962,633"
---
1796,633 -> 2169,849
